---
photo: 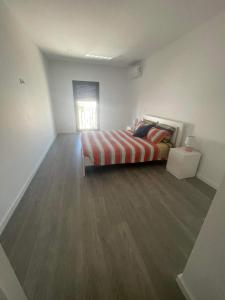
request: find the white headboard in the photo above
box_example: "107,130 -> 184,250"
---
143,114 -> 184,147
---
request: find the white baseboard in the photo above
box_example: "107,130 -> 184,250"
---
0,135 -> 56,235
176,274 -> 195,300
196,173 -> 218,190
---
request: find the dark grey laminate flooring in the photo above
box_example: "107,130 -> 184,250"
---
0,134 -> 215,300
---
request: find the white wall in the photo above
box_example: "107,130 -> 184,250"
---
0,1 -> 55,232
131,11 -> 225,189
178,174 -> 225,300
47,59 -> 133,133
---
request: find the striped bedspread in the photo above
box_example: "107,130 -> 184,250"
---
81,130 -> 160,166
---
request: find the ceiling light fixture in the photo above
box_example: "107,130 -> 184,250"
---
85,54 -> 113,60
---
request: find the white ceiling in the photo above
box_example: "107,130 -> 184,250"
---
6,0 -> 225,66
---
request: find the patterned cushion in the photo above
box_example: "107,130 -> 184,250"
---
146,127 -> 172,143
133,124 -> 154,138
143,119 -> 157,126
134,120 -> 145,131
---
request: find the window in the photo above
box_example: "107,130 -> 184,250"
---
73,81 -> 99,130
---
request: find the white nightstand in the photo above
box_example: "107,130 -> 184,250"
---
166,147 -> 201,179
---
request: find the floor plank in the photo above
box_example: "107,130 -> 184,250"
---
0,134 -> 215,300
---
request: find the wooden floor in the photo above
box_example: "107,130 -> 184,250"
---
0,134 -> 215,300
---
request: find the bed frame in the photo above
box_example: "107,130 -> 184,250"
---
143,114 -> 184,148
81,114 -> 184,176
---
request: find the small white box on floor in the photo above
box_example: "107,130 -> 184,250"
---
166,147 -> 201,179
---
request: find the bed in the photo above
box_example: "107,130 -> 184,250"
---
81,114 -> 184,175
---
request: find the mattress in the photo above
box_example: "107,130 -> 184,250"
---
81,130 -> 171,166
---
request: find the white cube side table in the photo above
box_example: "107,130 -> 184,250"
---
166,147 -> 201,179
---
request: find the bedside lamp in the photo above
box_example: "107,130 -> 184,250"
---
185,136 -> 195,152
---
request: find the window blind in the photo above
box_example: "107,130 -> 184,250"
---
73,81 -> 99,102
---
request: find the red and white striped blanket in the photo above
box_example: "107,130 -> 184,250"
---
81,130 -> 160,166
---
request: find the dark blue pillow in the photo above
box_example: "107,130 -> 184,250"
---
133,124 -> 153,138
